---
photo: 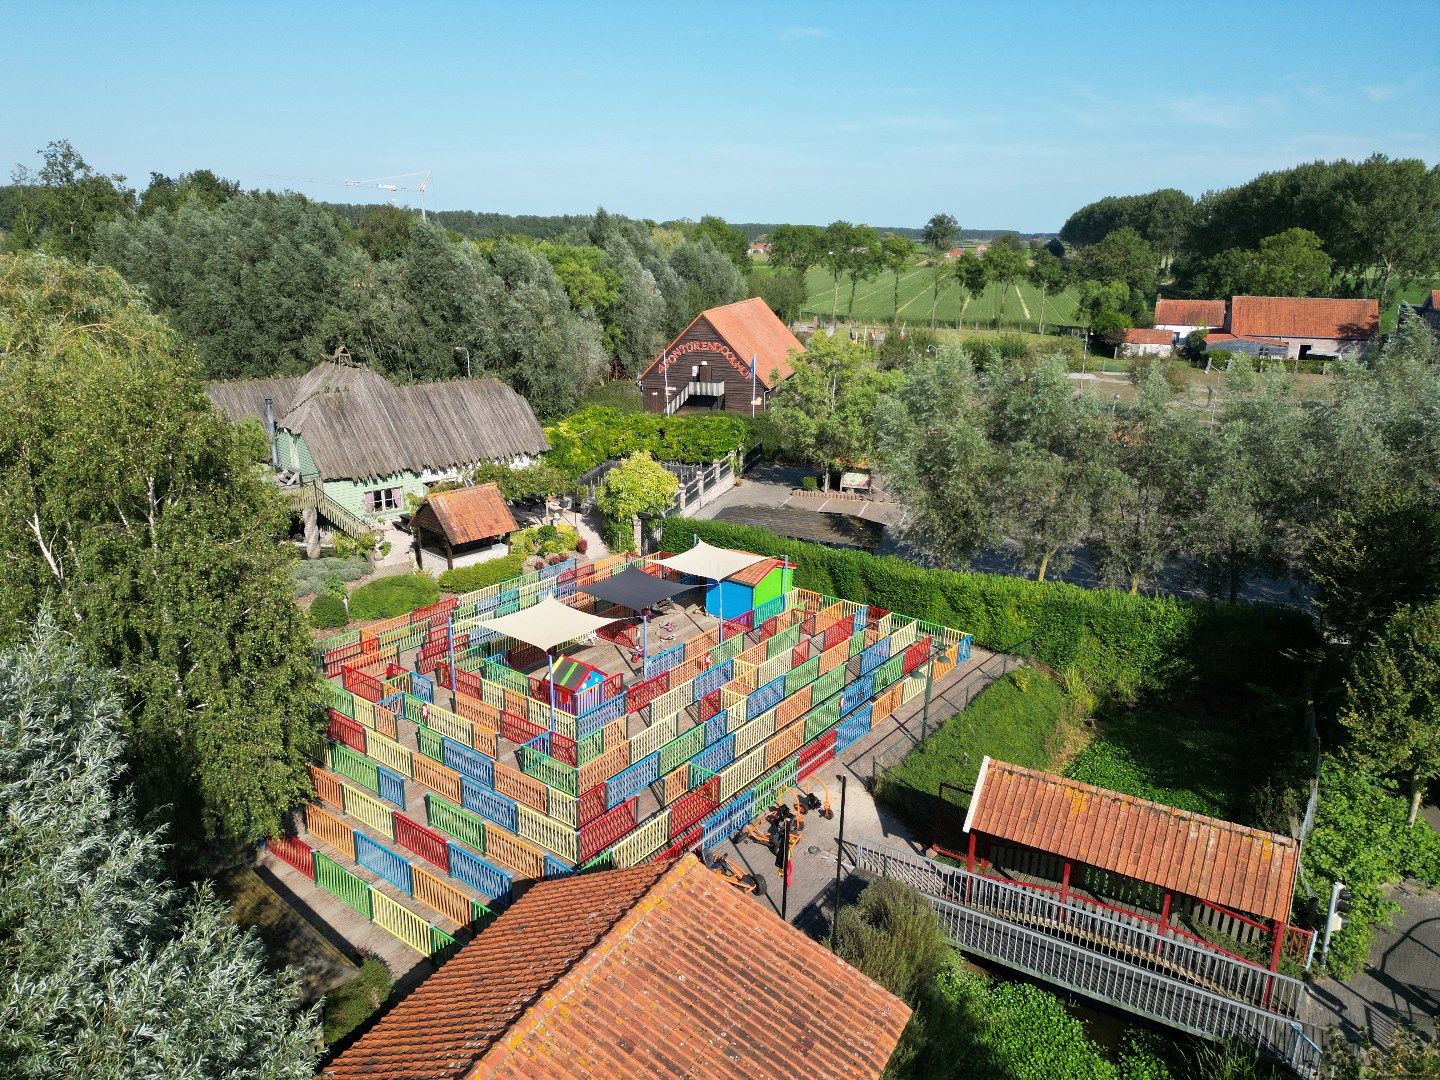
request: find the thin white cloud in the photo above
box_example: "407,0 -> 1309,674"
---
779,26 -> 827,40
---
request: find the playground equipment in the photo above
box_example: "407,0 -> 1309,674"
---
709,853 -> 766,895
796,778 -> 835,820
743,801 -> 803,856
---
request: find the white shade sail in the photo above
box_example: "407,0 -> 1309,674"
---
655,540 -> 772,581
473,596 -> 619,653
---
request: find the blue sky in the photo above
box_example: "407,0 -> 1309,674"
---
3,1 -> 1436,231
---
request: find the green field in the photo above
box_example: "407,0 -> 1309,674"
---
788,258 -> 1081,329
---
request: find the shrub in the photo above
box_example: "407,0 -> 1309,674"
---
321,955 -> 393,1045
510,523 -> 579,558
347,574 -> 439,621
801,475 -> 818,492
543,406 -> 750,477
291,556 -> 371,598
437,553 -> 526,594
309,593 -> 348,629
659,516 -> 1316,703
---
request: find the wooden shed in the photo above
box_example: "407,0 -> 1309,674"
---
705,558 -> 793,620
410,484 -> 518,571
638,297 -> 803,415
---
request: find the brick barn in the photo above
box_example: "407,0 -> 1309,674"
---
638,297 -> 802,414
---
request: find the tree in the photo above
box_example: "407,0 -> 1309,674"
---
921,212 -> 959,254
753,269 -> 807,324
1025,247 -> 1064,334
768,333 -> 892,491
844,225 -> 883,319
768,223 -> 825,277
1071,226 -> 1156,311
9,139 -> 136,260
881,233 -> 913,321
1308,493 -> 1440,646
0,615 -> 322,1079
821,220 -> 855,320
0,254 -> 322,861
952,250 -> 988,329
692,214 -> 750,273
996,444 -> 1094,581
1250,227 -> 1334,296
1060,188 -> 1195,270
981,243 -> 1027,323
668,234 -> 748,322
1339,600 -> 1440,825
1076,279 -> 1132,343
874,343 -> 998,564
138,168 -> 241,218
353,203 -> 420,261
595,450 -> 679,551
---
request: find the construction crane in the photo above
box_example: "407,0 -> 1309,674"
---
343,170 -> 432,221
262,169 -> 432,220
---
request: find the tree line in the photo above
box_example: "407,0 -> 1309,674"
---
3,141 -> 756,416
1060,155 -> 1440,308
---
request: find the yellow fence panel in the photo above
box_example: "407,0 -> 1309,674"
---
366,730 -> 413,778
516,803 -> 579,862
718,745 -> 767,801
629,714 -> 678,761
611,809 -> 670,868
548,787 -> 578,828
372,889 -> 432,955
341,783 -> 396,840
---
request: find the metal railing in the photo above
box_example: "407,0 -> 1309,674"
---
855,842 -> 1322,1077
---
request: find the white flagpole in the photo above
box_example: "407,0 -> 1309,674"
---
751,352 -> 757,418
663,348 -> 670,414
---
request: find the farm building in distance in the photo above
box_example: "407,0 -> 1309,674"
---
207,361 -> 548,533
1119,327 -> 1175,357
1400,289 -> 1440,345
638,297 -> 803,414
1154,299 -> 1227,337
320,855 -> 910,1080
1227,296 -> 1379,358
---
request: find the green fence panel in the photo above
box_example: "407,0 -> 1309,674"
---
315,852 -> 373,918
811,664 -> 846,705
415,724 -> 444,762
577,729 -> 605,765
330,742 -> 380,793
658,723 -> 708,776
784,655 -> 820,696
425,793 -> 487,853
875,653 -> 906,691
517,746 -> 578,796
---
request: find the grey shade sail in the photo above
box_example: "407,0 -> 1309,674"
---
577,567 -> 696,612
473,597 -> 619,653
655,540 -> 770,581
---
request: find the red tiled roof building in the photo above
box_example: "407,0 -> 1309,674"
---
639,297 -> 803,415
322,855 -> 910,1080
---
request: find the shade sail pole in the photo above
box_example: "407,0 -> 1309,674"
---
447,614 -> 458,710
546,651 -> 557,727
641,611 -> 649,678
717,576 -> 725,643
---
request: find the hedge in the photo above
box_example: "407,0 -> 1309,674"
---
437,554 -> 526,594
659,516 -> 1318,701
309,593 -> 349,629
348,574 -> 440,621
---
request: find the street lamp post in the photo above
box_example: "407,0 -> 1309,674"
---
453,345 -> 471,378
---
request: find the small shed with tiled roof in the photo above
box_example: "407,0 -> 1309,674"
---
321,855 -> 909,1080
410,483 -> 518,571
705,556 -> 793,620
639,297 -> 803,415
1154,298 -> 1227,335
1119,327 -> 1175,357
962,758 -> 1302,971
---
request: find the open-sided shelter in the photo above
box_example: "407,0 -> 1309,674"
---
321,855 -> 910,1080
656,541 -> 773,639
577,566 -> 697,674
473,597 -> 621,720
410,484 -> 518,571
964,758 -> 1302,971
637,297 -> 803,414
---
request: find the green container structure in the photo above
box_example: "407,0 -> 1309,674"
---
706,559 -> 795,620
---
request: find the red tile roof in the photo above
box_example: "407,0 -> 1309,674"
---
323,856 -> 909,1080
1154,299 -> 1226,328
1229,296 -> 1379,341
411,483 -> 517,546
727,557 -> 781,587
1122,328 -> 1174,345
1428,290 -> 1440,311
965,759 -> 1300,924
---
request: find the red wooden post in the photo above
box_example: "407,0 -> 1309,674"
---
966,831 -> 977,873
1059,860 -> 1072,906
1264,918 -> 1287,1009
1157,890 -> 1172,958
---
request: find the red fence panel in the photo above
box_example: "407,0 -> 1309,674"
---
342,664 -> 387,703
501,710 -> 545,747
578,797 -> 637,862
699,688 -> 723,722
659,824 -> 702,860
578,783 -> 609,827
670,778 -> 720,838
394,813 -> 450,871
267,834 -> 315,879
903,636 -> 933,676
626,670 -> 670,714
798,730 -> 837,780
327,709 -> 367,754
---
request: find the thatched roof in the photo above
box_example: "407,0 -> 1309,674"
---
208,363 -> 548,481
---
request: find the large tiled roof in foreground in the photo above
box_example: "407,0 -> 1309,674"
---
965,759 -> 1300,924
323,855 -> 909,1080
1229,296 -> 1379,341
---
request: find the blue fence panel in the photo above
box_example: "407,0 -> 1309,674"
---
858,639 -> 891,677
693,733 -> 736,775
703,710 -> 728,746
379,692 -> 404,716
693,659 -> 734,701
701,792 -> 756,850
543,854 -> 575,878
746,675 -> 787,722
355,832 -> 413,895
442,736 -> 494,787
648,642 -> 686,676
853,605 -> 868,632
752,594 -> 786,626
376,765 -> 408,809
410,671 -> 435,704
958,633 -> 973,662
448,841 -> 512,901
576,694 -> 626,739
840,672 -> 876,717
605,751 -> 660,809
459,775 -> 519,832
835,705 -> 874,752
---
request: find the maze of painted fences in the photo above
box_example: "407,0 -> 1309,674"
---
302,578 -> 971,929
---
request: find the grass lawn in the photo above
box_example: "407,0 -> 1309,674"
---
799,258 -> 1079,330
876,670 -> 1077,837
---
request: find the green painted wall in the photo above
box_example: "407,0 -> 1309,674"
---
323,471 -> 427,524
752,564 -> 792,608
